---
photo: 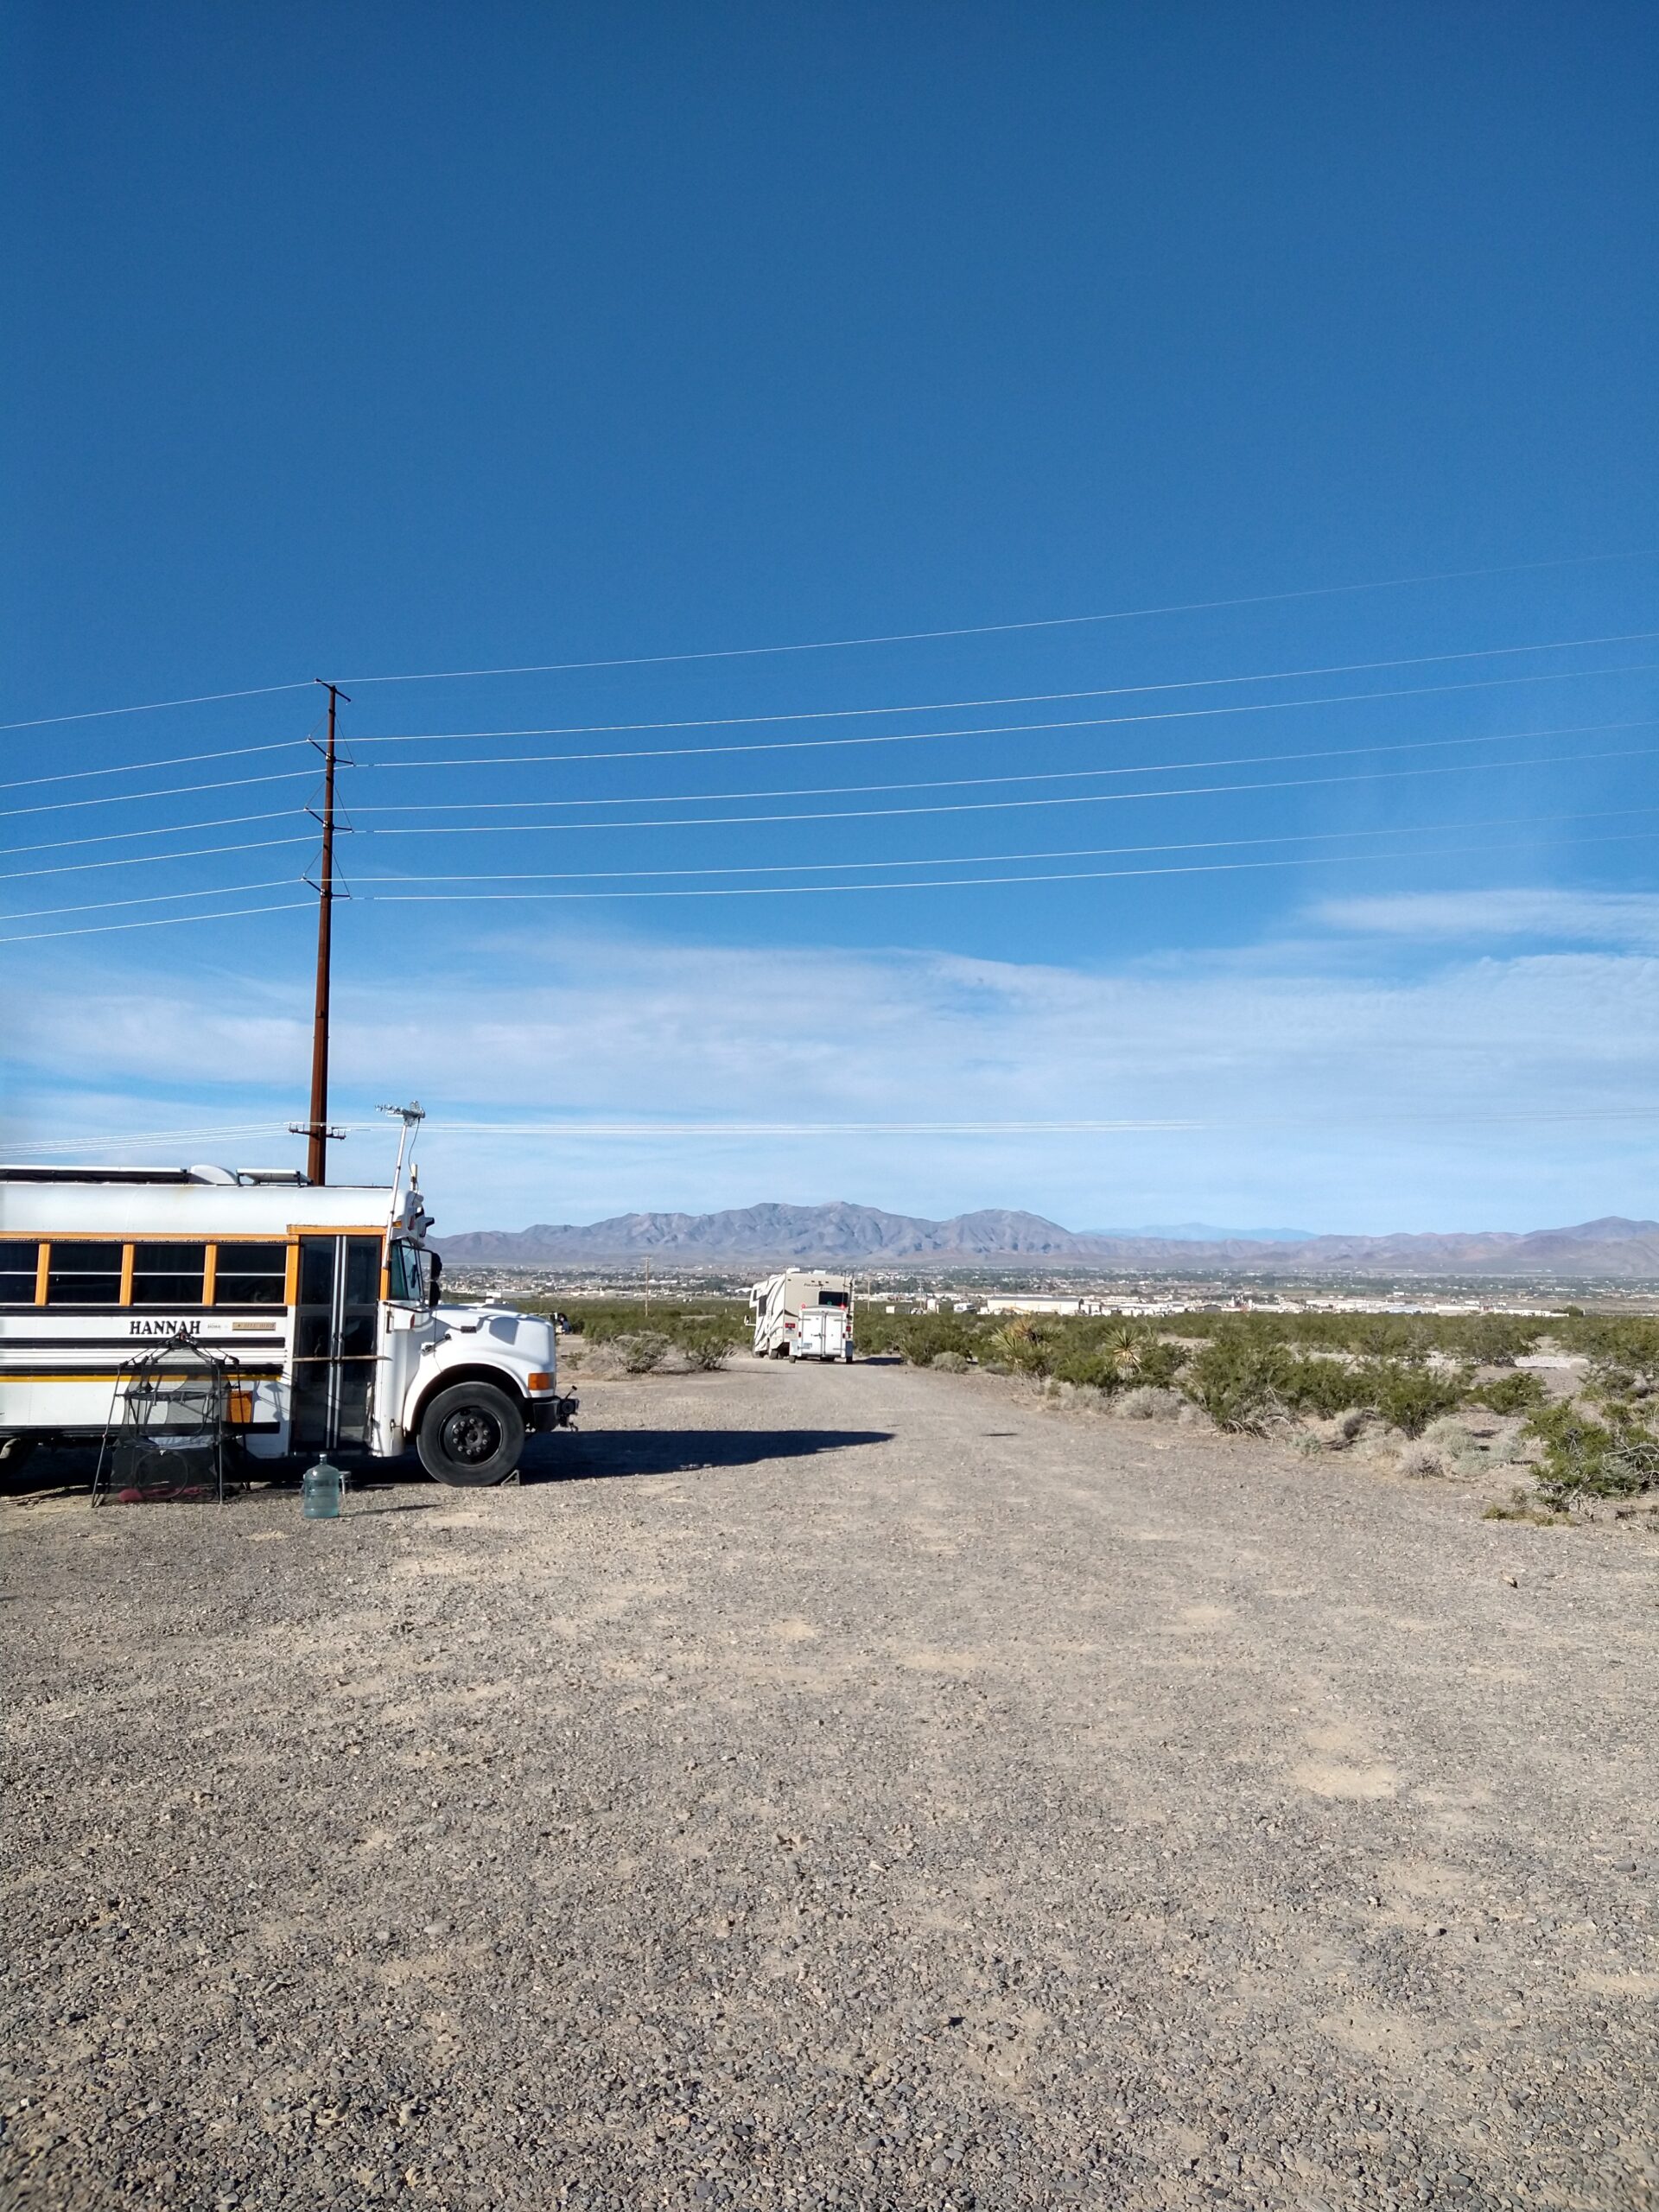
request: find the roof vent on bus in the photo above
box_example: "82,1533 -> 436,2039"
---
186,1164 -> 239,1185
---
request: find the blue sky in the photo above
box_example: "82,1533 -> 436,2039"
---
3,1 -> 1656,1233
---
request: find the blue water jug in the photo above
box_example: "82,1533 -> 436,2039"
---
301,1459 -> 344,1520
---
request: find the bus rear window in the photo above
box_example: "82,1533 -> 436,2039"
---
0,1240 -> 39,1305
215,1243 -> 288,1306
130,1242 -> 207,1307
46,1242 -> 124,1306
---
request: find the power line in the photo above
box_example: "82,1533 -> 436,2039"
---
0,899 -> 315,945
348,718 -> 1654,818
8,1101 -> 1654,1155
12,668 -> 1655,861
363,743 -> 1656,842
346,662 -> 1659,773
0,739 -> 308,794
0,681 -> 314,734
3,1122 -> 307,1155
350,804 -> 1653,887
0,745 -> 1632,880
3,800 -> 1638,918
4,550 -> 1649,737
355,825 -> 1655,907
1,766 -> 318,821
351,630 -> 1659,745
12,823 -> 1649,944
0,877 -> 303,923
9,692 -> 1652,867
0,832 -> 316,884
410,1108 -> 1658,1133
3,808 -> 309,861
337,550 -> 1657,687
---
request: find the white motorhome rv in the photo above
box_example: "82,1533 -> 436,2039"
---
748,1269 -> 855,1361
0,1161 -> 575,1486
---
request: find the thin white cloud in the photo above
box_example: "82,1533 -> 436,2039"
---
6,912 -> 1657,1230
1312,888 -> 1659,948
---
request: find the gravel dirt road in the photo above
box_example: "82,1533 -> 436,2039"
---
3,1357 -> 1655,2211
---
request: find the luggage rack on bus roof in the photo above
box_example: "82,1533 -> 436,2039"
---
0,1165 -> 310,1185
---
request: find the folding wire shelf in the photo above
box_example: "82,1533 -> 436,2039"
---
92,1333 -> 248,1506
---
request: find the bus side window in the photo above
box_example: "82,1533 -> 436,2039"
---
130,1242 -> 207,1307
0,1241 -> 39,1306
46,1242 -> 124,1305
214,1243 -> 288,1306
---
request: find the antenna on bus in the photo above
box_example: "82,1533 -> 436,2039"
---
378,1101 -> 426,1203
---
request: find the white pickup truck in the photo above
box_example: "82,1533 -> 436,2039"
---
749,1269 -> 856,1362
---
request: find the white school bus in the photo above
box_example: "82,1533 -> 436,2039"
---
0,1164 -> 574,1486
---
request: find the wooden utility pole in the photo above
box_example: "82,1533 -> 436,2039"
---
302,681 -> 349,1184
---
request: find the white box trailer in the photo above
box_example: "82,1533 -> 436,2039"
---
0,1162 -> 575,1486
748,1269 -> 855,1361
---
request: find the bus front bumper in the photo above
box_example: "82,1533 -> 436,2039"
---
529,1390 -> 579,1433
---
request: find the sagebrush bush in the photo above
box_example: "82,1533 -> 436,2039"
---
613,1331 -> 672,1375
1459,1313 -> 1541,1368
1278,1355 -> 1369,1417
1180,1336 -> 1294,1433
1397,1442 -> 1445,1478
1353,1358 -> 1468,1438
1469,1370 -> 1546,1415
673,1318 -> 744,1370
1118,1384 -> 1182,1421
1523,1402 -> 1659,1509
931,1349 -> 971,1373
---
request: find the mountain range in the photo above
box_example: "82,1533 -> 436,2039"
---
436,1204 -> 1659,1279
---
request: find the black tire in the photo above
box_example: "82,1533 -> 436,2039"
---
416,1382 -> 524,1487
0,1435 -> 36,1473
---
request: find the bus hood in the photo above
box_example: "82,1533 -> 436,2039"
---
431,1304 -> 557,1361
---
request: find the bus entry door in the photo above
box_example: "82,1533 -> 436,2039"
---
290,1235 -> 381,1453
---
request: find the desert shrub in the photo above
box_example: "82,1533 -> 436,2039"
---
1458,1313 -> 1540,1368
1118,1384 -> 1183,1421
1571,1319 -> 1659,1407
671,1317 -> 744,1370
1397,1442 -> 1445,1478
1180,1335 -> 1296,1433
1352,1357 -> 1468,1438
988,1320 -> 1058,1376
1278,1355 -> 1369,1418
931,1349 -> 971,1373
891,1314 -> 979,1365
1469,1370 -> 1546,1415
1483,1491 -> 1568,1526
1128,1338 -> 1186,1389
530,1298 -> 747,1344
1523,1402 -> 1659,1510
1560,1313 -> 1659,1367
613,1330 -> 672,1374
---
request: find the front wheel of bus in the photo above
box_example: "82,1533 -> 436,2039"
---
416,1382 -> 524,1487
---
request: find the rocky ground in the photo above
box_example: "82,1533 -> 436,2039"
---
2,1357 -> 1655,2212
